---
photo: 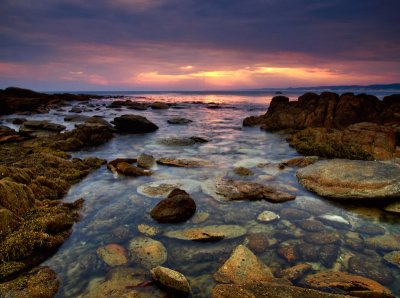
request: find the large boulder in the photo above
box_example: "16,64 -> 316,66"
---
289,122 -> 397,160
150,189 -> 196,223
296,159 -> 400,199
112,114 -> 158,133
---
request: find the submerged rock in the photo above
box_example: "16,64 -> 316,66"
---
112,114 -> 158,133
233,167 -> 254,176
364,234 -> 400,251
167,117 -> 193,125
96,244 -> 128,267
137,224 -> 159,236
245,233 -> 270,253
203,178 -> 295,203
150,189 -> 196,223
301,271 -> 393,296
151,266 -> 191,295
296,220 -> 326,232
280,263 -> 312,281
164,225 -> 246,241
304,231 -> 341,245
348,255 -> 394,285
129,236 -> 167,269
318,215 -> 351,229
213,245 -> 273,284
157,157 -> 212,167
158,136 -> 208,146
280,208 -> 310,220
384,201 -> 400,214
384,251 -> 400,268
138,179 -> 201,198
257,210 -> 279,223
212,282 -> 350,298
297,159 -> 400,200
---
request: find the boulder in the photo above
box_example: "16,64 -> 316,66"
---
150,266 -> 191,295
164,225 -> 246,241
19,120 -> 66,137
150,102 -> 170,109
297,159 -> 400,199
115,162 -> 152,176
150,189 -> 196,223
213,245 -> 274,284
137,153 -> 155,169
301,271 -> 393,296
112,114 -> 158,133
203,178 -> 295,203
129,236 -> 167,269
288,123 -> 396,160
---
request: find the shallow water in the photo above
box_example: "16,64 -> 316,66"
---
3,92 -> 399,297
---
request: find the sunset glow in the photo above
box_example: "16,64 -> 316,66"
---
0,1 -> 399,90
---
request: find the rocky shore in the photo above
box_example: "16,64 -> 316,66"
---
1,87 -> 400,297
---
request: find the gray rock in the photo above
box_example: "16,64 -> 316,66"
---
137,153 -> 155,169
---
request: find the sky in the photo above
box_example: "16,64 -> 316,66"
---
0,0 -> 400,91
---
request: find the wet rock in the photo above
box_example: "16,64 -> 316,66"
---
301,271 -> 393,296
279,156 -> 319,168
305,231 -> 341,245
384,201 -> 400,214
0,126 -> 24,143
0,179 -> 36,217
69,107 -> 82,113
81,267 -> 165,297
365,235 -> 400,251
297,159 -> 400,200
191,211 -> 210,224
213,245 -> 274,284
289,123 -> 396,160
203,178 -> 295,203
150,102 -> 170,109
11,118 -> 27,125
348,255 -> 394,285
85,116 -> 113,128
137,153 -> 155,169
318,215 -> 351,229
212,282 -> 350,298
64,115 -> 90,122
293,196 -> 332,215
0,208 -> 21,237
96,244 -> 128,267
112,114 -> 158,133
280,208 -> 310,220
138,179 -> 201,198
257,210 -> 279,223
20,120 -> 66,137
383,251 -> 400,268
106,158 -> 137,172
164,225 -> 246,241
296,220 -> 326,232
157,157 -> 212,167
129,236 -> 167,269
245,233 -> 270,253
280,263 -> 312,281
277,245 -> 298,264
233,167 -> 254,176
167,117 -> 193,125
0,266 -> 59,298
319,244 -> 340,268
150,189 -> 196,223
151,266 -> 191,295
137,224 -> 159,236
158,136 -> 207,146
296,243 -> 320,262
356,225 -> 386,236
115,162 -> 152,176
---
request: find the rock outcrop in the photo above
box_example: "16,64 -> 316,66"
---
112,114 -> 158,133
296,159 -> 400,200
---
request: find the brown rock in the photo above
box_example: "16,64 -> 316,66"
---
115,162 -> 152,176
280,263 -> 312,281
213,245 -> 274,284
305,231 -> 341,245
280,208 -> 310,220
301,271 -> 393,296
296,220 -> 326,232
212,282 -> 352,298
157,157 -> 212,167
246,233 -> 270,253
277,245 -> 298,264
151,266 -> 191,294
96,244 -> 128,267
150,189 -> 196,223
